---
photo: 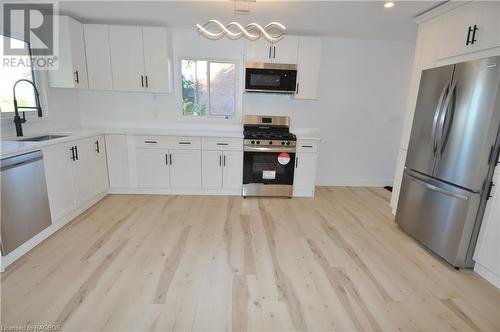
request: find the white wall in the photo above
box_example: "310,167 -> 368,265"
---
244,38 -> 414,186
77,29 -> 415,186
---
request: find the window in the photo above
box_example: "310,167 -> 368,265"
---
181,59 -> 236,118
0,35 -> 36,113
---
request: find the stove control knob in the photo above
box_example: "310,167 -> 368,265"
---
286,142 -> 291,146
251,140 -> 255,144
281,141 -> 285,145
269,141 -> 273,145
256,141 -> 260,145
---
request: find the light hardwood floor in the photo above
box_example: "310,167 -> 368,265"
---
2,187 -> 500,331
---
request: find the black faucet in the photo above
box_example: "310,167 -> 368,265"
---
12,79 -> 43,137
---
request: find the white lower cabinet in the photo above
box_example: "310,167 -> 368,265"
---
43,143 -> 78,222
136,149 -> 170,188
93,136 -> 109,194
474,171 -> 500,288
202,150 -> 243,190
105,134 -> 130,188
136,148 -> 201,189
43,135 -> 109,223
169,149 -> 202,189
293,152 -> 318,195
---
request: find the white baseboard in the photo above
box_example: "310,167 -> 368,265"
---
0,191 -> 107,272
293,190 -> 315,197
316,178 -> 394,187
108,187 -> 243,196
474,262 -> 500,289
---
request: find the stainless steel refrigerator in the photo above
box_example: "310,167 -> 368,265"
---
396,56 -> 500,268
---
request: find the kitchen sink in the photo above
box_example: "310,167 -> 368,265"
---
18,134 -> 68,142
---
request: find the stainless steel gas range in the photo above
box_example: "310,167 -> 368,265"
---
242,115 -> 296,198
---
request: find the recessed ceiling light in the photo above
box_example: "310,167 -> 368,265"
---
384,2 -> 395,8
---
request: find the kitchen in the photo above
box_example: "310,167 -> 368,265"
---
1,1 -> 499,331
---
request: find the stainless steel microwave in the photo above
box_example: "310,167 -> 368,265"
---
245,63 -> 297,94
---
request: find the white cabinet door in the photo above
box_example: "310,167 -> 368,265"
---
105,134 -> 130,188
49,16 -> 88,89
93,135 -> 109,194
202,150 -> 223,189
142,27 -> 171,93
272,36 -> 299,64
73,139 -> 97,205
43,144 -> 78,222
437,3 -> 478,60
222,151 -> 243,190
109,25 -> 145,92
136,149 -> 170,188
169,149 -> 202,189
474,173 -> 500,278
295,37 -> 321,99
475,1 -> 500,52
246,38 -> 273,63
84,24 -> 113,90
293,152 -> 318,192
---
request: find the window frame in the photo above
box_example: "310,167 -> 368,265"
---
0,34 -> 49,119
179,56 -> 239,119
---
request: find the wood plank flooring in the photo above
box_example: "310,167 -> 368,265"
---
2,187 -> 500,331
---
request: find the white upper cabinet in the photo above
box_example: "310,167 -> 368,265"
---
48,16 -> 88,89
245,36 -> 298,64
437,2 -> 500,60
246,38 -> 275,63
295,37 -> 322,100
272,36 -> 299,64
108,25 -> 172,93
142,27 -> 172,93
109,25 -> 146,92
84,24 -> 113,90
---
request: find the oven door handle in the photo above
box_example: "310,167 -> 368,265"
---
244,146 -> 296,153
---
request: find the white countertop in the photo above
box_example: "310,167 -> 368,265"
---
0,127 -> 244,159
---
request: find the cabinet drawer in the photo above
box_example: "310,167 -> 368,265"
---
296,140 -> 320,153
202,137 -> 243,151
135,135 -> 201,149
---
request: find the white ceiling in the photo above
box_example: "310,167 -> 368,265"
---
59,1 -> 446,42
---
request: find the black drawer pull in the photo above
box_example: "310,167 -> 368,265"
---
179,142 -> 191,145
302,145 -> 313,148
144,140 -> 157,144
216,143 -> 229,146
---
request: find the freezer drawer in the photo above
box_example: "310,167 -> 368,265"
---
396,170 -> 481,267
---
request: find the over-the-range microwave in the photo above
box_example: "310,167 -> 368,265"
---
245,63 -> 297,94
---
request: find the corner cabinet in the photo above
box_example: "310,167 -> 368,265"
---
48,16 -> 88,89
84,24 -> 113,90
293,139 -> 320,197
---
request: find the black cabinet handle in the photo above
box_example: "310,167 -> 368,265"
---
487,182 -> 495,200
179,142 -> 191,145
70,147 -> 76,161
273,46 -> 276,59
471,24 -> 478,44
269,46 -> 272,59
74,146 -> 79,161
145,75 -> 149,88
216,143 -> 229,146
165,153 -> 168,166
141,75 -> 144,87
296,83 -> 299,94
170,153 -> 172,165
144,140 -> 157,144
302,145 -> 313,148
295,156 -> 298,168
74,70 -> 79,84
219,155 -> 222,166
466,26 -> 473,45
95,140 -> 100,153
223,155 -> 226,167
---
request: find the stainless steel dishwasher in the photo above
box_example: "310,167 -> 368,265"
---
1,150 -> 52,255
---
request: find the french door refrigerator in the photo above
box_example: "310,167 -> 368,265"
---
396,56 -> 500,268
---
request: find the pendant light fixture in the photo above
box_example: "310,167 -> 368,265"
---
196,20 -> 286,42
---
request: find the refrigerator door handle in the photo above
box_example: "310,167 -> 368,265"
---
405,172 -> 469,201
432,81 -> 451,154
436,80 -> 457,155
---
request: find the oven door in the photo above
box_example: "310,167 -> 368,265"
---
245,68 -> 297,93
243,150 -> 295,185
